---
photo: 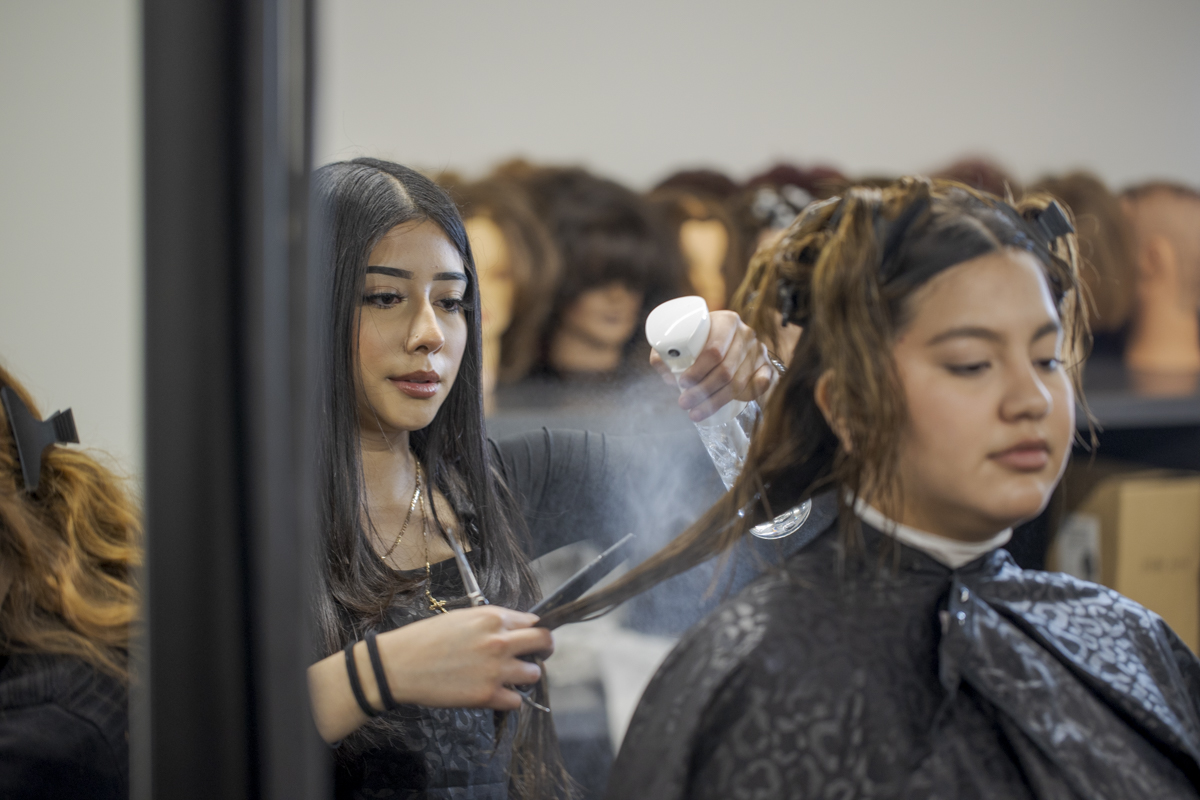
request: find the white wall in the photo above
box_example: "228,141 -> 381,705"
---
0,1 -> 142,478
317,0 -> 1200,190
2,0 -> 1197,481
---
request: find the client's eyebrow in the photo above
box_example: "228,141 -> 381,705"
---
366,266 -> 467,282
927,320 -> 1061,346
927,326 -> 1001,345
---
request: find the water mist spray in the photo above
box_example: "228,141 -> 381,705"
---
645,297 -> 809,539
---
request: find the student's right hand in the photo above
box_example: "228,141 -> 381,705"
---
307,606 -> 553,743
376,606 -> 552,710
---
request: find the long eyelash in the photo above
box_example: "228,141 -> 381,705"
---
363,291 -> 403,306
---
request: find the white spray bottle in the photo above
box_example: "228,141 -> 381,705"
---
645,297 -> 810,539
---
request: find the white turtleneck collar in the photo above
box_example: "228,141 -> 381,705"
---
852,498 -> 1012,569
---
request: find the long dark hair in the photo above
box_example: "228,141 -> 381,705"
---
541,177 -> 1090,629
311,159 -> 569,797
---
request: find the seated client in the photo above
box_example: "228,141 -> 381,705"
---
543,178 -> 1200,799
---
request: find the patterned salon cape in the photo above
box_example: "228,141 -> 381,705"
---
607,513 -> 1200,799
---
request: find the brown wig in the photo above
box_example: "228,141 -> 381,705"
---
0,365 -> 140,680
1121,180 -> 1200,204
443,175 -> 563,383
514,166 -> 687,370
647,187 -> 746,310
652,168 -> 741,202
540,177 -> 1089,629
932,156 -> 1022,199
1032,172 -> 1137,333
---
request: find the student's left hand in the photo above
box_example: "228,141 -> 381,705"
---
650,310 -> 776,421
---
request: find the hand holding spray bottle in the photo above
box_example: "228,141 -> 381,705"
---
645,296 -> 810,539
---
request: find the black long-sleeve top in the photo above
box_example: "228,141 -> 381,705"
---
0,653 -> 128,800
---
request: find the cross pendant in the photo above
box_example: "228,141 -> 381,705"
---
427,591 -> 448,614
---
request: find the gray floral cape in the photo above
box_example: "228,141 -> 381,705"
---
607,509 -> 1200,800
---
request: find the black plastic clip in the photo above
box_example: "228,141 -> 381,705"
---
1033,200 -> 1074,241
1,387 -> 79,493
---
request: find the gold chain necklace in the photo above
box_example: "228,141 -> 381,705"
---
419,484 -> 449,614
380,461 -> 422,566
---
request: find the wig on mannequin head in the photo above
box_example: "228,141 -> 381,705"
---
542,177 -> 1089,630
312,159 -> 570,797
439,174 -> 563,383
648,184 -> 746,311
511,165 -> 687,370
1032,172 -> 1136,334
0,365 -> 140,680
932,156 -> 1021,199
652,168 -> 741,202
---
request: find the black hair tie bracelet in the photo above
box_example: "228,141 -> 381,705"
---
344,641 -> 379,718
365,630 -> 401,712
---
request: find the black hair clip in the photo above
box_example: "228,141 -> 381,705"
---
1032,200 -> 1074,241
1,387 -> 79,493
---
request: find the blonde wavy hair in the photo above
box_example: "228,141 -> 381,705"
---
0,365 -> 140,680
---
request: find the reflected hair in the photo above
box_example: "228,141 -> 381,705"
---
542,177 -> 1090,630
0,365 -> 140,681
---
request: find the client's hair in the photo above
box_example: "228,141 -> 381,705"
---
0,365 -> 140,680
541,177 -> 1088,629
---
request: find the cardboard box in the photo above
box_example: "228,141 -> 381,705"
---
1049,472 -> 1200,653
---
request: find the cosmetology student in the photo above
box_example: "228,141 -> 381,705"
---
303,158 -> 774,799
542,178 -> 1200,799
0,367 -> 138,799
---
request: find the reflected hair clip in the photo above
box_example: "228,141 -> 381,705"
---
1,387 -> 79,493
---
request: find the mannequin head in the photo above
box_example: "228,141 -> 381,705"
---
444,176 -> 561,408
518,166 -> 684,376
653,168 -> 741,202
648,188 -> 742,311
1031,173 -> 1136,337
1121,182 -> 1200,373
933,156 -> 1021,199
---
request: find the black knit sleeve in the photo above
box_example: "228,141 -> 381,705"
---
490,428 -> 723,560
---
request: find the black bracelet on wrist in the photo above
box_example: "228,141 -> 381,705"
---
344,641 -> 379,718
365,630 -> 400,712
